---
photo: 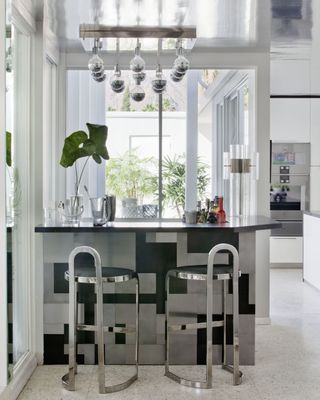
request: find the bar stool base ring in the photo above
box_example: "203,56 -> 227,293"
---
62,372 -> 138,394
165,370 -> 212,389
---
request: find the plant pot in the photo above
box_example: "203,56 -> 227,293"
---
122,198 -> 139,218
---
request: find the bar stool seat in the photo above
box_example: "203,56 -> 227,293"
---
65,267 -> 137,283
62,246 -> 139,394
167,265 -> 241,281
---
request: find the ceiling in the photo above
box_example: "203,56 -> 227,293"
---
45,0 -> 314,55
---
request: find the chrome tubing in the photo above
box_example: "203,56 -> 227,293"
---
62,246 -> 139,394
165,243 -> 243,388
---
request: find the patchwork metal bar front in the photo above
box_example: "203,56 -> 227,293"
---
35,218 -> 280,366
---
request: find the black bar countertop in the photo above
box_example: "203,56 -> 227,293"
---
35,216 -> 281,233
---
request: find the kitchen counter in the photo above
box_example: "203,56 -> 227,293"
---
35,216 -> 280,366
35,215 -> 280,233
304,211 -> 320,219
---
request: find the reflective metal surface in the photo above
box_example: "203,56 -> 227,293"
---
62,246 -> 139,394
51,0 -> 270,52
79,24 -> 197,38
165,243 -> 242,389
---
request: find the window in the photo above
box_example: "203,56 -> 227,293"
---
65,69 -> 254,220
214,73 -> 255,216
105,69 -> 187,219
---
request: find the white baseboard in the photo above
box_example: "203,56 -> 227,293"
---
255,317 -> 271,325
0,352 -> 37,400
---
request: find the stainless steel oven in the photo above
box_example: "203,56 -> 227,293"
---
270,143 -> 310,236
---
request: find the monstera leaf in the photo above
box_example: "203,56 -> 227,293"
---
6,131 -> 11,167
60,123 -> 109,168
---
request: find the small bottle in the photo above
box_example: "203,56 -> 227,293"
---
217,196 -> 226,223
207,211 -> 217,224
196,201 -> 201,223
205,198 -> 210,213
213,196 -> 219,214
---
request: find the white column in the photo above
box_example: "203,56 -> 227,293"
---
0,0 -> 8,389
255,54 -> 271,323
185,70 -> 199,211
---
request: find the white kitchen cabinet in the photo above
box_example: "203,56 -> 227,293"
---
271,60 -> 310,95
270,98 -> 310,143
310,166 -> 320,210
310,99 -> 320,165
270,236 -> 303,264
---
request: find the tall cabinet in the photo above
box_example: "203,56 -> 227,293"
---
270,59 -> 312,267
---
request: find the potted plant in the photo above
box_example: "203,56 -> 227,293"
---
105,149 -> 157,217
60,123 -> 109,217
162,154 -> 209,218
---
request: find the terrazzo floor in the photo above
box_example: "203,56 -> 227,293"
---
18,269 -> 320,400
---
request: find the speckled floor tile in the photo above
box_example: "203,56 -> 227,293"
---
17,270 -> 320,400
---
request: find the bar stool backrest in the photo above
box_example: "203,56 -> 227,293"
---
207,243 -> 239,280
68,246 -> 102,281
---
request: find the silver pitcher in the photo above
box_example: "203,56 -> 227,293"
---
105,195 -> 116,222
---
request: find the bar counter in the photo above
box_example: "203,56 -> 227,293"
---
35,216 -> 280,366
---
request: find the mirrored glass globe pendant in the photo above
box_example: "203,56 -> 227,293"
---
110,40 -> 125,93
110,64 -> 125,92
130,39 -> 145,72
88,38 -> 106,82
170,69 -> 184,82
170,40 -> 189,83
93,71 -> 107,82
173,46 -> 190,74
130,82 -> 145,102
133,71 -> 146,84
152,64 -> 167,94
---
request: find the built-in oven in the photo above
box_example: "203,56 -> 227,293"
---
270,143 -> 310,236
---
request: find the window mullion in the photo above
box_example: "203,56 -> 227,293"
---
158,93 -> 163,219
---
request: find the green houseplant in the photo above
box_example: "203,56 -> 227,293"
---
162,154 -> 210,218
105,149 -> 157,217
60,123 -> 109,196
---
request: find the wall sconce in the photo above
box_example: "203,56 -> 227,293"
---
223,144 -> 259,217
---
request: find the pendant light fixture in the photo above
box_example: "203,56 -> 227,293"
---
83,23 -> 195,100
88,38 -> 106,82
170,39 -> 189,83
152,40 -> 167,94
130,39 -> 146,102
110,38 -> 125,93
130,39 -> 146,73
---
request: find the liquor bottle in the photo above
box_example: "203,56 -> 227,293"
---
207,211 -> 217,224
213,196 -> 219,214
217,196 -> 226,223
196,201 -> 201,223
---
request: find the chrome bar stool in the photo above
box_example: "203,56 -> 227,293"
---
62,246 -> 139,394
165,243 -> 242,388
